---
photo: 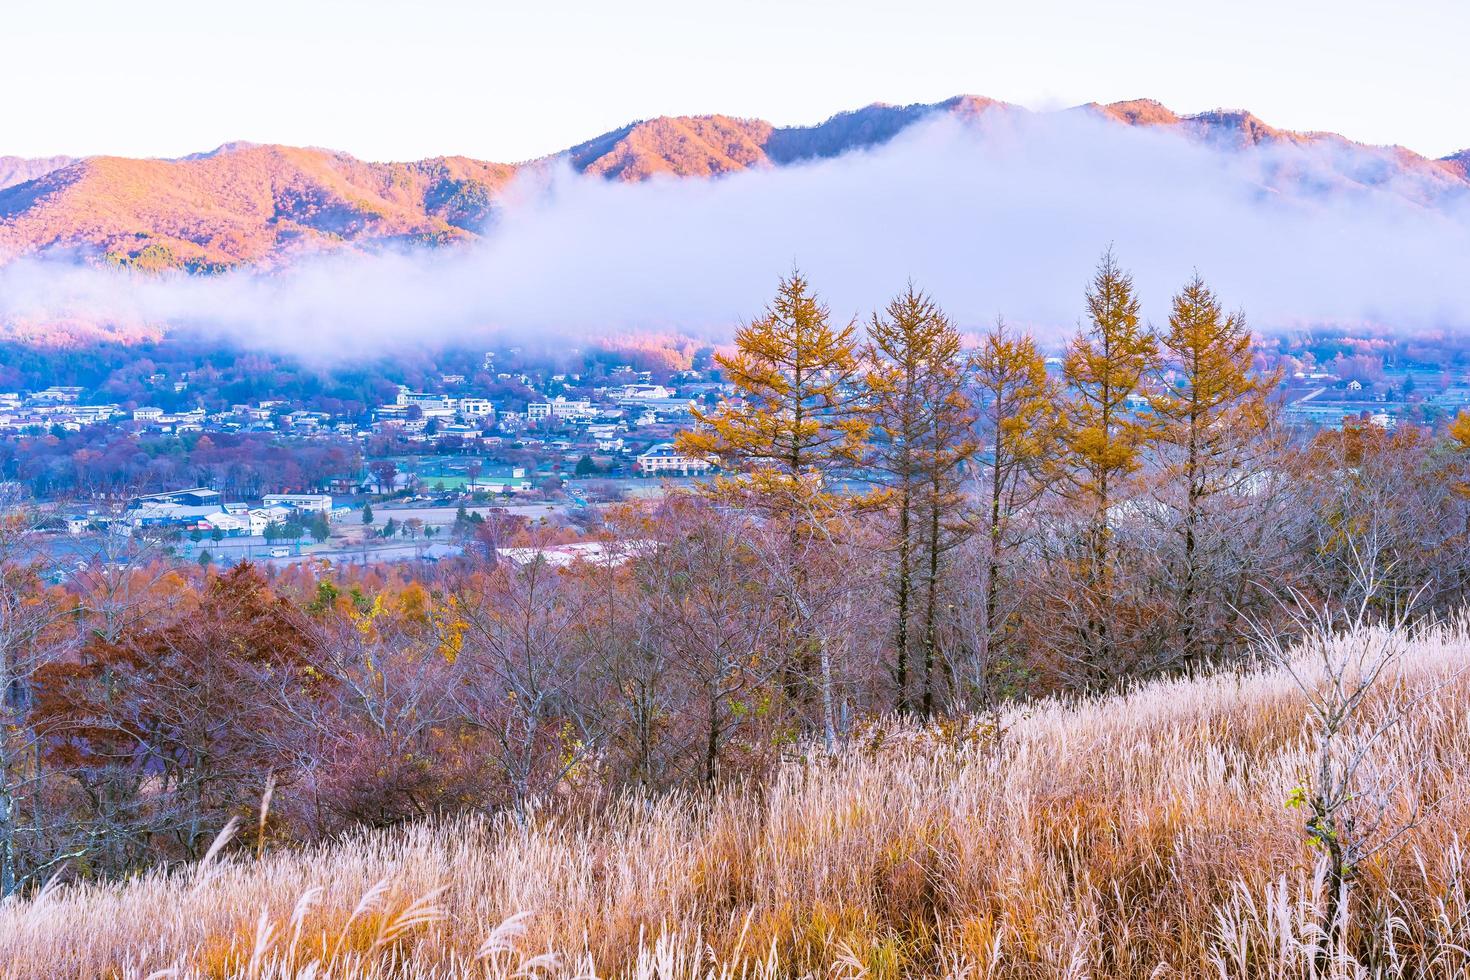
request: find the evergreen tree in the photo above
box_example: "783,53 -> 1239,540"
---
863,284 -> 975,714
677,270 -> 867,748
971,318 -> 1054,697
679,270 -> 867,517
1057,250 -> 1158,674
1150,273 -> 1276,664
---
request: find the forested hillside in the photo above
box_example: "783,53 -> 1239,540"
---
1,96 -> 1465,271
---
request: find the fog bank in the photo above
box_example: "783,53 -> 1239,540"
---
1,110 -> 1468,357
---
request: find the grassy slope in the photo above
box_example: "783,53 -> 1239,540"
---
5,622 -> 1470,979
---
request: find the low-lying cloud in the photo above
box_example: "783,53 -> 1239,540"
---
2,109 -> 1468,357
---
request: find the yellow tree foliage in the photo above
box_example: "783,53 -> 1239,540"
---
678,270 -> 867,525
677,271 -> 866,743
862,284 -> 976,713
1150,273 -> 1277,659
1443,410 -> 1470,499
1451,412 -> 1470,451
972,317 -> 1054,657
1151,273 -> 1272,475
1059,250 -> 1158,565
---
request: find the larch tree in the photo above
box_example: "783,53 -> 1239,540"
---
677,270 -> 867,748
1450,411 -> 1470,495
1451,412 -> 1470,454
1056,250 -> 1158,675
1149,273 -> 1276,665
862,284 -> 976,715
678,270 -> 866,516
967,317 -> 1053,701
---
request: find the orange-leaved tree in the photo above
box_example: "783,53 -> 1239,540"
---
1056,249 -> 1158,676
863,284 -> 976,715
1450,411 -> 1470,497
1150,273 -> 1277,664
969,317 -> 1054,700
677,270 -> 866,748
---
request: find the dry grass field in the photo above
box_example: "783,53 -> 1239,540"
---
5,618 -> 1470,979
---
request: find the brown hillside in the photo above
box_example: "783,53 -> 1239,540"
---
0,145 -> 515,269
1087,98 -> 1182,127
0,96 -> 1464,272
1442,149 -> 1470,181
565,116 -> 776,180
564,97 -> 1015,179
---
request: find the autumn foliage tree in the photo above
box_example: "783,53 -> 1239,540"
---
35,564 -> 313,871
678,270 -> 867,746
679,270 -> 867,517
1149,273 -> 1277,664
0,499 -> 74,897
862,285 -> 976,715
1054,250 -> 1159,680
964,318 -> 1054,702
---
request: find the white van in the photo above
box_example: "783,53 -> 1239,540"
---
269,547 -> 290,558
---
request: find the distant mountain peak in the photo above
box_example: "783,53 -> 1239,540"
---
0,154 -> 77,192
178,140 -> 262,161
1087,98 -> 1182,127
1441,148 -> 1470,179
1,96 -> 1464,272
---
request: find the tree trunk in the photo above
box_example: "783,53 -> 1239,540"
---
921,482 -> 943,718
894,484 -> 913,712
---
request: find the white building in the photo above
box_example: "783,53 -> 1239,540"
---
619,383 -> 674,401
536,396 -> 598,421
247,506 -> 294,536
635,443 -> 713,477
395,388 -> 455,416
199,513 -> 253,537
459,398 -> 494,418
262,493 -> 334,514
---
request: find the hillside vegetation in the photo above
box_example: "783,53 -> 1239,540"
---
3,618 -> 1468,979
0,146 -> 514,269
1,96 -> 1465,271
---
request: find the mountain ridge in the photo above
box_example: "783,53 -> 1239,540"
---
1,96 -> 1465,270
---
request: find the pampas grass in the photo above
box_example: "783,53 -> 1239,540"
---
6,619 -> 1470,978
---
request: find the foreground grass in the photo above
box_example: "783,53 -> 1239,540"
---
6,621 -> 1470,979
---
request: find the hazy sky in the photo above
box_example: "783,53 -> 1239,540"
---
3,0 -> 1467,161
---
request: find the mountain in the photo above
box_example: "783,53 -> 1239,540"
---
1443,148 -> 1470,182
0,145 -> 515,270
1,97 -> 1465,270
563,95 -> 1011,179
0,155 -> 75,191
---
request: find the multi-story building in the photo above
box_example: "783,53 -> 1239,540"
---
634,443 -> 713,477
262,493 -> 334,514
458,398 -> 494,418
528,396 -> 598,422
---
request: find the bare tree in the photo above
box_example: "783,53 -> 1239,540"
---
0,489 -> 75,896
631,497 -> 779,785
451,547 -> 601,814
1253,550 -> 1445,972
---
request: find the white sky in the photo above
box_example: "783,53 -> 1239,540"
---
2,0 -> 1466,162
